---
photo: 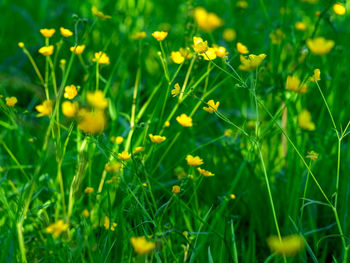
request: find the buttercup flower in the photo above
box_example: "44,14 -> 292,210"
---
238,54 -> 266,71
236,42 -> 249,54
118,151 -> 131,161
36,100 -> 53,117
222,28 -> 236,42
93,51 -> 110,64
298,109 -> 315,131
197,167 -> 215,177
40,28 -> 55,38
201,47 -> 217,60
171,51 -> 185,64
164,121 -> 170,127
132,31 -> 147,40
203,100 -> 220,113
236,0 -> 248,8
60,27 -> 73,37
171,83 -> 180,97
38,45 -> 54,56
193,7 -> 223,32
230,194 -> 236,199
105,162 -> 122,172
152,31 -> 168,41
176,114 -> 193,127
306,37 -> 334,55
193,36 -> 209,53
64,85 -> 78,99
45,220 -> 69,238
214,46 -> 228,57
91,6 -> 112,20
62,101 -> 78,118
84,187 -> 94,194
78,109 -> 106,134
295,22 -> 307,31
172,185 -> 180,194
115,136 -> 124,144
306,150 -> 319,161
149,134 -> 166,143
18,42 -> 24,48
86,90 -> 109,109
333,3 -> 346,15
82,209 -> 90,218
267,234 -> 305,257
6,97 -> 17,107
310,69 -> 321,82
186,155 -> 203,166
70,45 -> 86,55
130,236 -> 155,255
286,75 -> 308,93
134,146 -> 145,153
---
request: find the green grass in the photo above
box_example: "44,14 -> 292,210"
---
1,0 -> 350,262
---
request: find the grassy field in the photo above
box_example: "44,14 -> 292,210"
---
1,0 -> 350,262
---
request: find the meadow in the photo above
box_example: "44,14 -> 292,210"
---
0,0 -> 350,262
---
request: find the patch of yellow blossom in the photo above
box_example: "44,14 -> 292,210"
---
40,28 -> 55,38
172,185 -> 181,194
236,42 -> 249,54
176,114 -> 193,127
38,45 -> 54,56
36,100 -> 53,117
86,90 -> 109,109
171,51 -> 185,64
238,54 -> 266,71
149,134 -> 166,143
60,27 -> 73,37
118,151 -> 131,161
45,220 -> 69,238
91,6 -> 112,20
130,236 -> 156,255
62,101 -> 78,118
197,167 -> 215,177
186,155 -> 203,166
286,75 -> 308,93
77,109 -> 106,134
70,45 -> 85,55
203,100 -> 219,113
64,85 -> 78,99
298,109 -> 315,131
151,31 -> 168,41
193,7 -> 223,32
267,234 -> 305,257
6,97 -> 17,107
306,37 -> 334,55
92,51 -> 110,64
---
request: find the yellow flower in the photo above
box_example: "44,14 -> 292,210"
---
310,69 -> 321,82
132,31 -> 147,40
193,7 -> 223,32
104,216 -> 117,231
238,54 -> 266,71
295,22 -> 307,31
118,151 -> 131,161
70,45 -> 85,55
6,97 -> 17,107
267,234 -> 305,257
201,47 -> 217,60
86,90 -> 109,109
38,45 -> 54,56
78,109 -> 106,134
60,27 -> 73,37
269,29 -> 285,44
171,83 -> 180,97
230,194 -> 236,199
130,236 -> 156,255
151,31 -> 168,41
134,146 -> 145,153
236,0 -> 248,8
179,48 -> 193,59
45,220 -> 69,238
18,42 -> 25,48
197,167 -> 215,177
306,150 -> 319,161
164,121 -> 170,127
333,3 -> 346,15
91,6 -> 112,20
176,114 -> 193,127
236,42 -> 249,54
149,134 -> 166,143
172,185 -> 181,194
36,100 -> 53,117
40,28 -> 55,38
62,101 -> 78,118
222,28 -> 236,42
193,36 -> 209,54
84,187 -> 94,194
171,51 -> 185,64
82,209 -> 90,218
286,75 -> 308,93
203,100 -> 220,113
92,51 -> 110,64
186,155 -> 203,166
298,109 -> 315,131
116,136 -> 124,144
105,162 -> 122,172
306,37 -> 335,55
214,46 -> 228,57
64,85 -> 78,99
